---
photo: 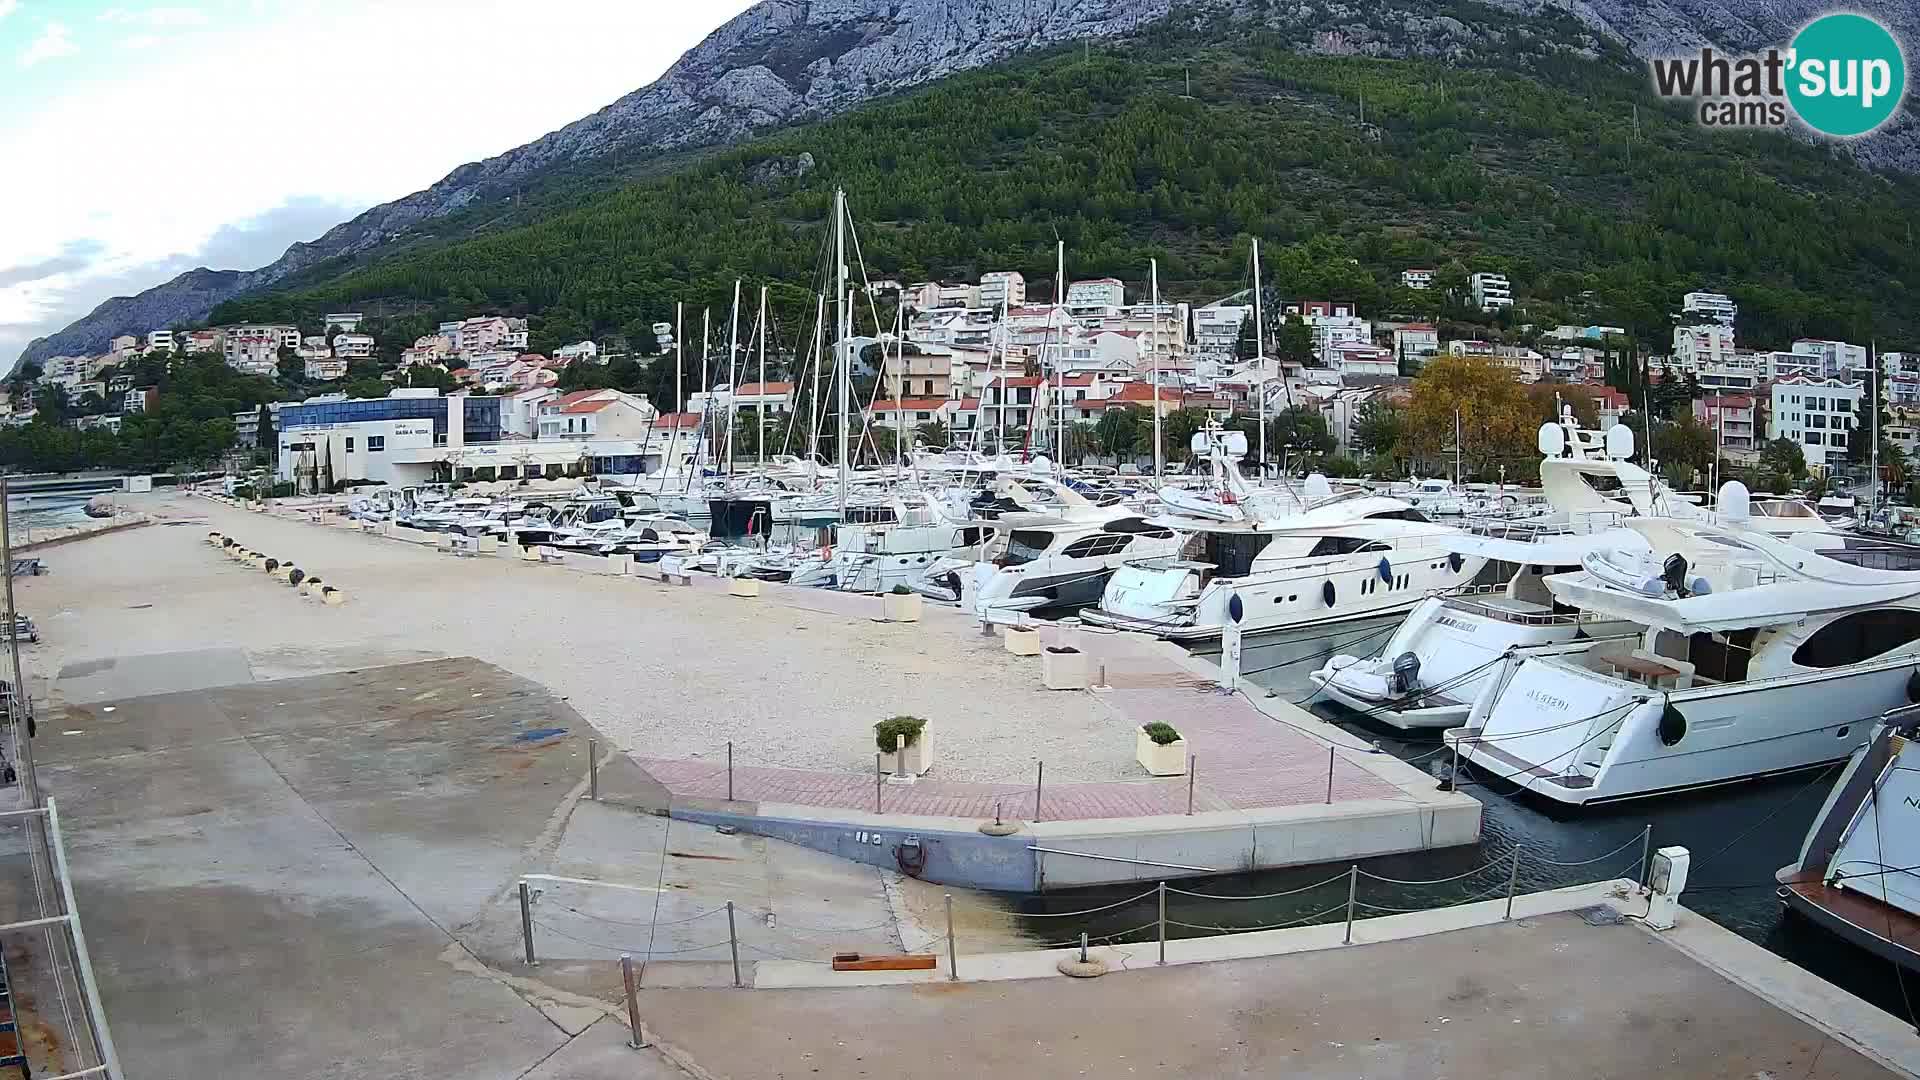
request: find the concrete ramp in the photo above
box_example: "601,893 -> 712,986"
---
54,647 -> 254,703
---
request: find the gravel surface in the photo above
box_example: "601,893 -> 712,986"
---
17,494 -> 1142,783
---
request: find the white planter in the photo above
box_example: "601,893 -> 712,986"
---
886,733 -> 933,777
728,577 -> 762,598
1042,647 -> 1090,690
883,592 -> 922,623
1003,626 -> 1042,656
1135,729 -> 1189,776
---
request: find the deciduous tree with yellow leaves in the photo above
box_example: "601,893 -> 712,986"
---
1404,356 -> 1538,481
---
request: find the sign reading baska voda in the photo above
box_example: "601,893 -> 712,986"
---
1649,13 -> 1907,137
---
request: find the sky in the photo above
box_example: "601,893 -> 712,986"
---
0,0 -> 757,364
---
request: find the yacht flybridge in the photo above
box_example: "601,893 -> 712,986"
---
1080,428 -> 1484,642
1444,486 -> 1920,807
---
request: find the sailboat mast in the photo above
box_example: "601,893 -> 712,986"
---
893,303 -> 904,475
1252,238 -> 1266,477
726,280 -> 741,476
1151,258 -> 1163,481
1453,407 -> 1462,486
660,301 -> 683,491
700,308 -> 711,468
756,285 -> 768,470
1055,240 -> 1066,463
1871,341 -> 1880,517
835,188 -> 849,521
809,293 -> 824,471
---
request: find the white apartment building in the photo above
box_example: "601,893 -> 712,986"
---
455,316 -> 529,357
537,389 -> 658,440
223,324 -> 299,376
305,358 -> 349,381
1769,376 -> 1862,468
1681,291 -> 1738,326
145,329 -> 175,355
1329,344 -> 1397,378
1393,324 -> 1439,370
1792,338 -> 1868,377
323,312 -> 364,333
332,333 -> 376,360
1310,316 -> 1371,365
1469,272 -> 1513,311
1885,352 -> 1920,404
1066,278 -> 1125,309
979,271 -> 1026,309
1400,268 -> 1433,290
1672,324 -> 1737,369
553,341 -> 599,365
1762,349 -> 1825,381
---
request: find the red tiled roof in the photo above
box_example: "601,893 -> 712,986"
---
657,412 -> 702,429
871,398 -> 950,412
562,399 -> 617,414
553,389 -> 607,407
990,375 -> 1044,388
734,382 -> 794,396
1400,323 -> 1436,331
955,397 -> 981,410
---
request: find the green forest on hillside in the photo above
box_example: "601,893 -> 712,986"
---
213,24 -> 1920,408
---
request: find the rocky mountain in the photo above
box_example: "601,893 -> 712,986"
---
23,0 -> 1917,365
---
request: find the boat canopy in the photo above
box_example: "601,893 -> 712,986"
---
1442,528 -> 1649,567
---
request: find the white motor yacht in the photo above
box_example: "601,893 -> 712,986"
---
1446,486 -> 1920,807
1081,430 -> 1482,642
1310,419 -> 1669,728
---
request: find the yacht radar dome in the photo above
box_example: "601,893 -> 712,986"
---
1604,424 -> 1636,460
1537,422 -> 1567,458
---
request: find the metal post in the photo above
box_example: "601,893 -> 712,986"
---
1325,746 -> 1336,804
45,800 -> 122,1080
0,476 -> 35,797
1078,932 -> 1089,964
1157,881 -> 1168,965
1449,736 -> 1461,792
588,738 -> 598,801
1034,761 -> 1045,822
874,753 -> 883,813
945,894 -> 958,981
1343,865 -> 1358,944
1186,757 -> 1196,816
620,953 -> 647,1048
1504,844 -> 1523,920
1638,824 -> 1653,889
727,740 -> 734,802
519,881 -> 537,966
726,901 -> 742,988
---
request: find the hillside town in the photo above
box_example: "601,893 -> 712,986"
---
8,274 -> 1906,497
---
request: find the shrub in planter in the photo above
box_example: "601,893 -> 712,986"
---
873,715 -> 927,752
1136,721 -> 1188,776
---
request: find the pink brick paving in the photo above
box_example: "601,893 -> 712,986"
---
616,569 -> 1408,821
635,668 -> 1404,822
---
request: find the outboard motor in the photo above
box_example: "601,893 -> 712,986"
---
1390,651 -> 1422,695
1662,553 -> 1691,598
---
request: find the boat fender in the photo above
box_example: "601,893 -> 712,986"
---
1658,700 -> 1687,746
1322,581 -> 1336,608
1378,557 -> 1393,583
894,839 -> 928,877
1448,553 -> 1463,573
1905,667 -> 1920,704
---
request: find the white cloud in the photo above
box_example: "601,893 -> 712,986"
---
18,21 -> 72,67
97,7 -> 208,28
0,0 -> 760,364
0,2 -> 20,24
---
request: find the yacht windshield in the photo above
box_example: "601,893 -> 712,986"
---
1002,530 -> 1055,566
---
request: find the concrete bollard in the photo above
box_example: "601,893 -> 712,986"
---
264,558 -> 281,573
321,586 -> 346,606
300,577 -> 323,597
287,568 -> 305,587
727,577 -> 761,598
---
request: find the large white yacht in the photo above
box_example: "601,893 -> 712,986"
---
1080,429 -> 1482,642
1445,487 -> 1920,807
1777,707 -> 1920,974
